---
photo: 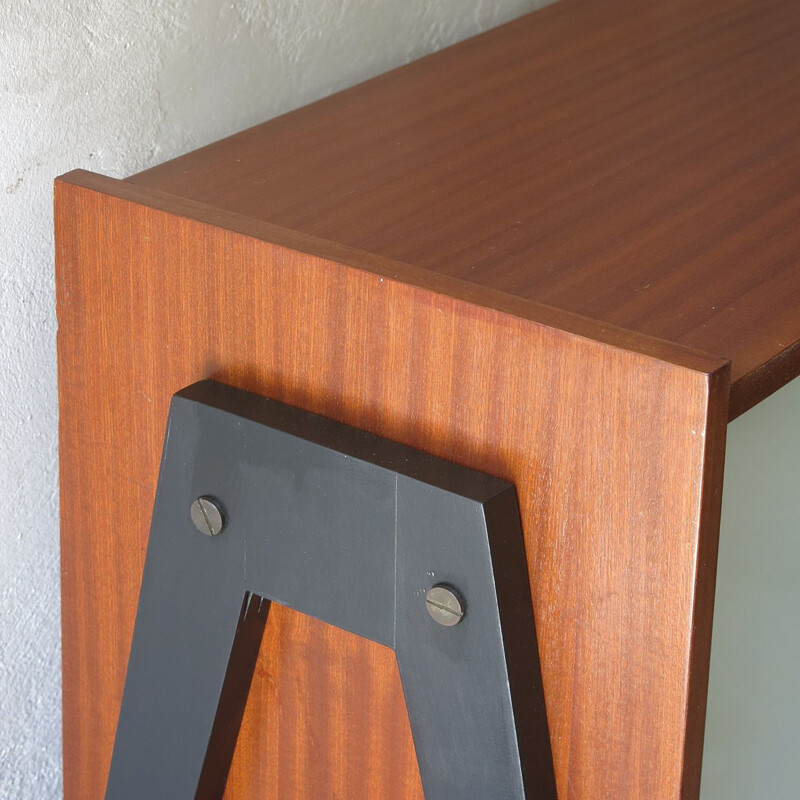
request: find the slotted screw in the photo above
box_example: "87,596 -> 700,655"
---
425,584 -> 465,627
190,496 -> 225,537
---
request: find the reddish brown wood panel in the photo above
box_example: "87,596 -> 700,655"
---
127,0 -> 800,417
57,174 -> 729,800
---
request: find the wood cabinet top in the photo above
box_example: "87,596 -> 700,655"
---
128,0 -> 800,418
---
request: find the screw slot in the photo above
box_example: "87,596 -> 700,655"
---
190,496 -> 225,537
425,584 -> 464,626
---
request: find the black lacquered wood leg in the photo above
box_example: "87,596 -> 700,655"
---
105,380 -> 556,800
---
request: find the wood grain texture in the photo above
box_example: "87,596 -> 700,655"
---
127,0 -> 800,418
56,173 -> 729,800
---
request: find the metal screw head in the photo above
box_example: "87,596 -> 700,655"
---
190,496 -> 225,537
425,584 -> 464,627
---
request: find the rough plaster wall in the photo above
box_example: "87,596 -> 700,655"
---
0,0 -> 550,795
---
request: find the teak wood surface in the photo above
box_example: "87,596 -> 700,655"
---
128,0 -> 800,419
57,173 -> 728,800
56,0 -> 800,797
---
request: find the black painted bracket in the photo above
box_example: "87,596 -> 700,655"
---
104,380 -> 556,800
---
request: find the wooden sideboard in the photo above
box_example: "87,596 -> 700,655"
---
55,0 -> 800,797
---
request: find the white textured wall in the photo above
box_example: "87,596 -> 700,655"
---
701,376 -> 800,799
0,0 -> 549,795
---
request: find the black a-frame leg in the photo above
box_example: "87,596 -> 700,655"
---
104,380 -> 556,800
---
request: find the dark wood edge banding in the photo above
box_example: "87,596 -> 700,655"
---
679,362 -> 730,799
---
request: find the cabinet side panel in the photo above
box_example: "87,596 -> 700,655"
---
56,178 -> 728,800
